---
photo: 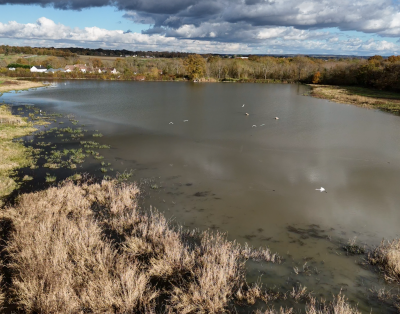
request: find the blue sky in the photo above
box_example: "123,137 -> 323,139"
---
0,0 -> 400,55
0,5 -> 148,32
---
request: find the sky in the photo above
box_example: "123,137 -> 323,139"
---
0,0 -> 400,55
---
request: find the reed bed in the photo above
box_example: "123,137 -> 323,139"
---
0,180 -> 280,313
368,239 -> 400,283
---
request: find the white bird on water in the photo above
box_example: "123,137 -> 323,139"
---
260,124 -> 265,126
183,120 -> 188,122
169,122 -> 174,125
252,125 -> 257,128
315,187 -> 327,193
242,104 -> 245,107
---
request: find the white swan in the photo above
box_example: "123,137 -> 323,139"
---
315,187 -> 327,193
252,125 -> 257,128
169,122 -> 174,125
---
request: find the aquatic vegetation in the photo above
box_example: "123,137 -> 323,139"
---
116,169 -> 134,181
342,238 -> 365,255
94,155 -> 104,160
22,175 -> 33,181
45,174 -> 56,183
93,133 -> 103,137
80,141 -> 110,149
36,142 -> 52,147
43,163 -> 60,169
368,239 -> 400,283
68,173 -> 82,181
100,167 -> 108,173
71,133 -> 84,139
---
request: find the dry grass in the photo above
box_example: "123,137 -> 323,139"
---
309,85 -> 400,113
0,180 -> 279,313
368,239 -> 400,283
305,293 -> 360,314
0,78 -> 44,93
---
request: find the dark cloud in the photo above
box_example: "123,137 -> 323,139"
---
1,0 -> 400,39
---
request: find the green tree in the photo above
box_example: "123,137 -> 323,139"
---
184,54 -> 206,80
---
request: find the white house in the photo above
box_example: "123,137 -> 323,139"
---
110,68 -> 119,74
30,65 -> 47,73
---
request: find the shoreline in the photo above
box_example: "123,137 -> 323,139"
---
0,77 -> 45,93
1,81 -> 400,313
308,84 -> 400,114
0,104 -> 38,205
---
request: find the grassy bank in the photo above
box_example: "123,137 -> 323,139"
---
0,78 -> 44,93
0,105 -> 36,205
309,85 -> 400,114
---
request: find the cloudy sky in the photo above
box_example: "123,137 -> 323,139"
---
1,0 -> 400,55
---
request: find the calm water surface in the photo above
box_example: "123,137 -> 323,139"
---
3,81 -> 400,312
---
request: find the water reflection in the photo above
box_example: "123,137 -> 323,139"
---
3,81 -> 400,310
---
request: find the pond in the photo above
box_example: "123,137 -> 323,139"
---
3,81 -> 400,312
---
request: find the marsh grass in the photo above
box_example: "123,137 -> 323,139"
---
368,239 -> 400,283
305,293 -> 360,314
310,85 -> 400,114
0,180 -> 280,313
0,105 -> 36,204
45,174 -> 56,183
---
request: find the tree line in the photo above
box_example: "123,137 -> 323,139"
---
1,45 -> 400,92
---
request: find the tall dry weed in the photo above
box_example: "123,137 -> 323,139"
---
305,293 -> 360,314
1,180 -> 279,313
368,239 -> 400,283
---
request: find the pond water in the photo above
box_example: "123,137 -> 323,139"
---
3,81 -> 400,312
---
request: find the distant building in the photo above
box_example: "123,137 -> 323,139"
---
64,64 -> 88,73
8,67 -> 16,71
45,68 -> 66,74
30,65 -> 47,73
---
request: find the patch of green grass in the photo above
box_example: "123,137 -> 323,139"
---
45,174 -> 56,183
344,86 -> 400,100
100,168 -> 107,173
68,173 -> 82,181
93,133 -> 103,138
22,175 -> 33,181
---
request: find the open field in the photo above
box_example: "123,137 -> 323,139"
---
0,54 -> 52,66
309,85 -> 400,114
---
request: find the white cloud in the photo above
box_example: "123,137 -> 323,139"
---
1,17 -> 400,55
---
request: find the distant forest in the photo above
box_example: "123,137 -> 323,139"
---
1,45 -> 400,92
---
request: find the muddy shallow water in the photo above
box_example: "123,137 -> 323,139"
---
3,81 -> 400,312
